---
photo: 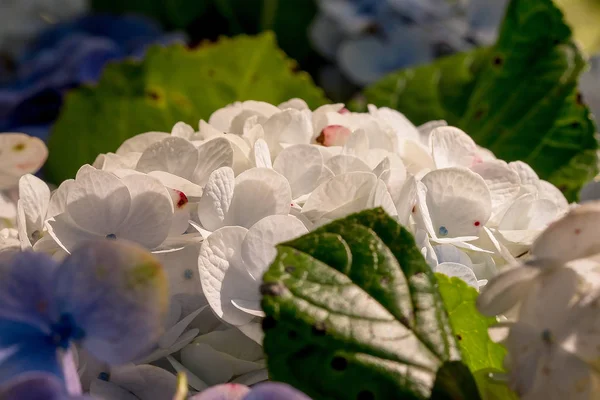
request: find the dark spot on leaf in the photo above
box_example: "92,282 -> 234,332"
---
456,334 -> 462,341
251,73 -> 259,83
208,69 -> 215,77
260,282 -> 285,297
146,90 -> 161,101
331,356 -> 348,371
262,316 -> 277,330
398,316 -> 410,326
357,390 -> 375,400
312,322 -> 327,336
433,42 -> 455,58
576,92 -> 584,105
285,265 -> 296,274
557,184 -> 568,193
380,276 -> 390,285
570,122 -> 581,129
287,330 -> 297,340
492,55 -> 504,67
474,108 -> 485,120
552,38 -> 561,45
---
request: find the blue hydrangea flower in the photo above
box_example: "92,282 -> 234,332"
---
0,373 -> 92,400
0,14 -> 186,142
189,382 -> 312,400
0,240 -> 168,396
310,0 -> 508,87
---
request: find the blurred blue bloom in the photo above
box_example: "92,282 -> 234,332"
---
190,382 -> 312,400
311,0 -> 508,87
0,240 -> 168,396
0,373 -> 92,400
0,14 -> 186,142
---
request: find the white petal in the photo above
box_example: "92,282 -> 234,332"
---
171,121 -> 195,138
0,133 -> 47,190
198,226 -> 255,325
17,174 -> 50,239
159,306 -> 206,349
433,244 -> 472,266
66,170 -> 131,234
230,369 -> 269,386
117,174 -> 173,248
476,265 -> 541,316
420,167 -> 491,238
156,244 -> 204,299
224,168 -> 292,229
110,365 -> 177,400
435,262 -> 479,290
470,160 -> 521,217
508,161 -> 539,191
325,154 -> 371,176
47,179 -> 74,219
136,137 -> 199,179
241,215 -> 308,281
209,102 -> 243,131
231,299 -> 265,317
430,126 -> 479,169
167,356 -> 209,392
262,109 -> 313,149
368,105 -> 421,142
302,172 -> 377,222
278,98 -> 309,110
537,180 -> 568,211
395,175 -> 417,227
147,171 -> 203,198
93,152 -> 141,172
311,103 -> 345,135
193,329 -> 264,361
342,128 -> 369,160
367,179 -> 397,217
116,132 -> 170,155
90,379 -> 139,400
417,120 -> 447,145
197,167 -> 235,232
180,343 -> 258,386
273,144 -> 323,198
193,138 -> 234,187
251,139 -> 272,169
531,201 -> 600,264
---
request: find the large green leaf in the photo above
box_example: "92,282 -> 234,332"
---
261,208 -> 481,399
46,33 -> 327,183
436,274 -> 505,373
364,0 -> 598,201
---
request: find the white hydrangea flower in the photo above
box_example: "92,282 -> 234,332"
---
173,328 -> 267,391
9,99 -> 576,395
0,133 -> 48,190
198,215 -> 307,326
478,201 -> 600,399
45,166 -> 180,252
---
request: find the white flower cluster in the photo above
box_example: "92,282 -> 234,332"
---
0,99 -> 569,397
478,202 -> 600,400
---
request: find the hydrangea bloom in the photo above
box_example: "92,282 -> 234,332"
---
310,0 -> 508,86
0,14 -> 186,141
478,201 -> 600,399
0,240 -> 168,397
3,98 -> 569,395
189,382 -> 311,400
0,0 -> 88,63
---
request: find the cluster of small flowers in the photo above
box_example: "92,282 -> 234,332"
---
0,98 -> 569,398
310,0 -> 508,86
478,202 -> 600,399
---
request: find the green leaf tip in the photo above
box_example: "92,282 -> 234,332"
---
46,32 -> 328,183
364,0 -> 598,201
262,208 -> 481,400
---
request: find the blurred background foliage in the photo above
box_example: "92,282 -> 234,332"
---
2,0 -> 600,199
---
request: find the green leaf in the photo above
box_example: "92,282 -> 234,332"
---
262,208 -> 477,400
430,361 -> 482,400
436,274 -> 505,373
363,0 -> 598,201
472,369 -> 519,400
46,33 -> 327,183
